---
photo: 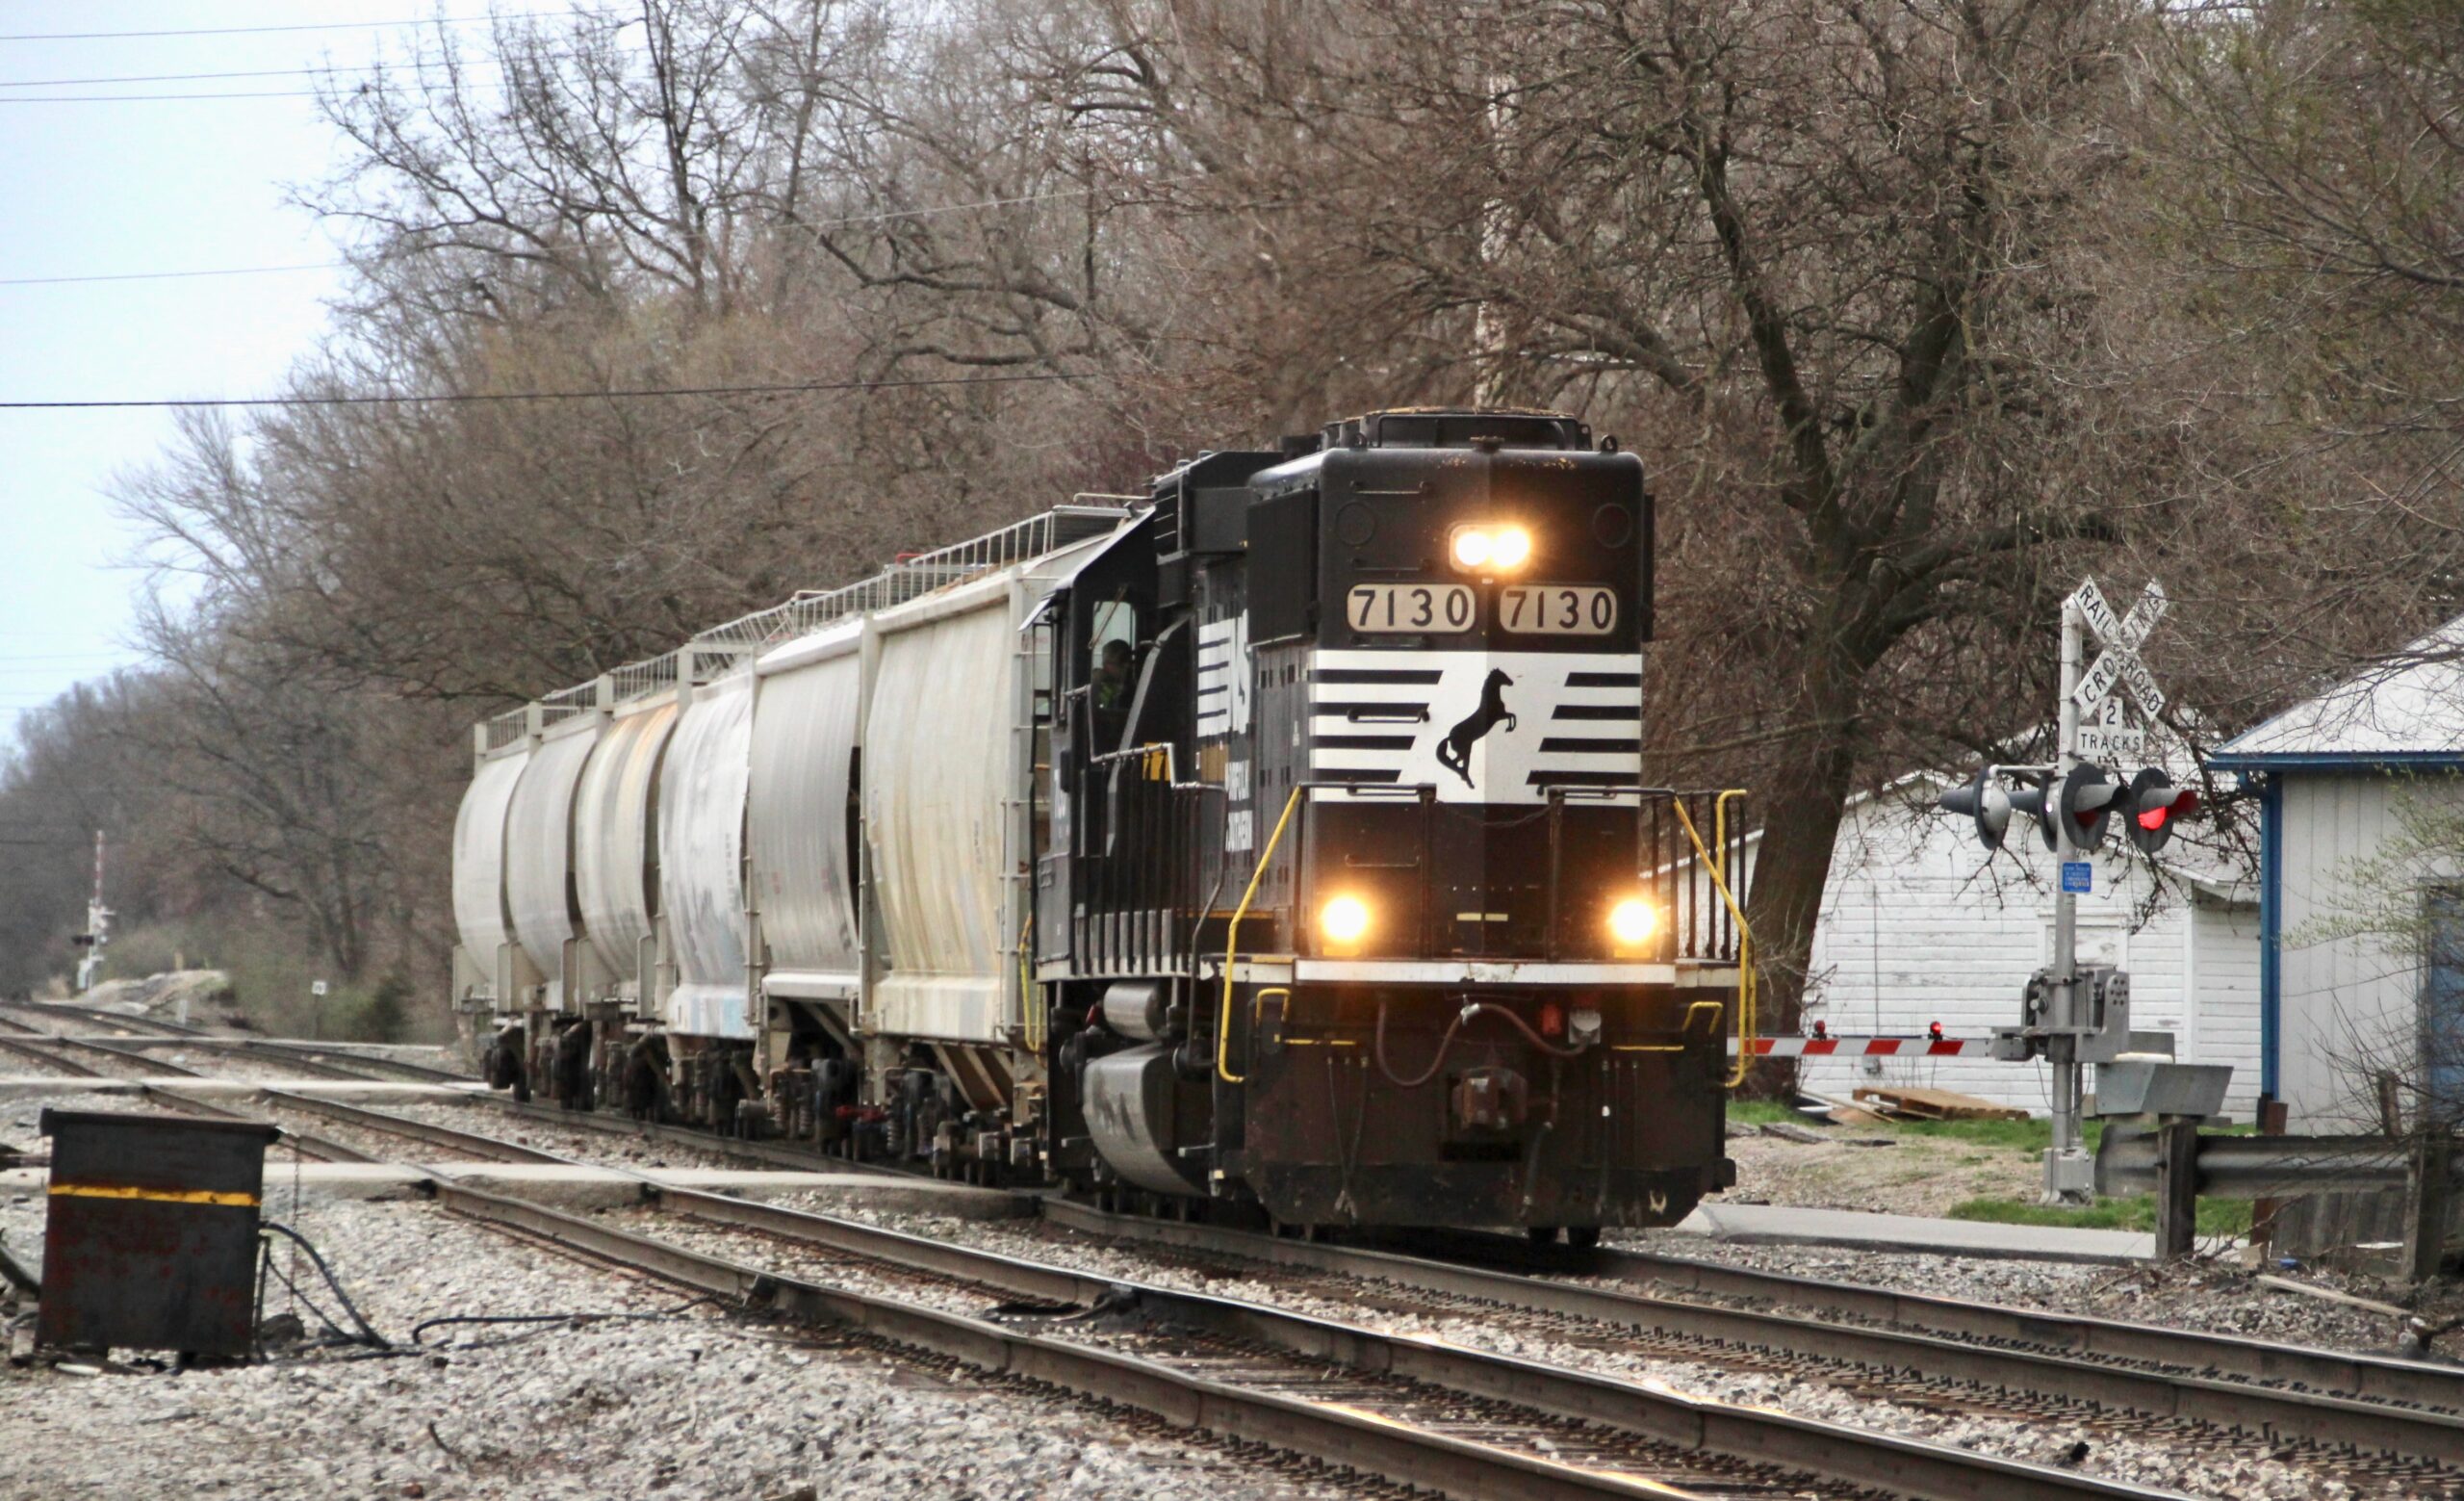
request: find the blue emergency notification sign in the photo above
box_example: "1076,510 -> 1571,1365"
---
2060,861 -> 2092,893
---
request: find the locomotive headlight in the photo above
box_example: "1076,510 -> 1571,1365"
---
1607,897 -> 1658,950
1320,894 -> 1372,947
1450,524 -> 1532,573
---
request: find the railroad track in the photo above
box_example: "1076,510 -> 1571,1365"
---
0,1033 -> 101,1077
252,1089 -> 563,1166
9,1071 -> 2174,1497
449,1085 -> 2464,1486
11,1019 -> 2451,1495
2,1032 -> 201,1078
227,1039 -> 471,1084
1532,1233 -> 2464,1415
1034,1202 -> 2464,1488
97,1036 -> 372,1080
0,998 -> 202,1038
432,1178 -> 2175,1501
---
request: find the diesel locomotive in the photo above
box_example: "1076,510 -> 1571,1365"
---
451,407 -> 1750,1238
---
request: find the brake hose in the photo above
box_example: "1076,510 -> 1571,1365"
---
1373,998 -> 1589,1090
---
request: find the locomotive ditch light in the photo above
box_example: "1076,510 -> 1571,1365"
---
1449,525 -> 1532,573
1607,896 -> 1658,951
1320,893 -> 1372,949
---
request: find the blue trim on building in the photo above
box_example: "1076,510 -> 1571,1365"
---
2258,773 -> 2282,1101
2208,751 -> 2464,772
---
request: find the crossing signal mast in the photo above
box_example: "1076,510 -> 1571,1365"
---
1938,580 -> 2203,1203
71,830 -> 111,994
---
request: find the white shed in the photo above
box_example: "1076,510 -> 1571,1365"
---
1741,775 -> 2265,1119
2209,620 -> 2464,1130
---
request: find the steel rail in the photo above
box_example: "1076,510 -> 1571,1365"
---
482,1095 -> 925,1178
1040,1202 -> 2464,1466
1566,1239 -> 2464,1416
99,1037 -> 371,1079
137,1085 -> 380,1165
233,1040 -> 471,1083
0,998 -> 203,1036
0,1033 -> 101,1077
18,1032 -> 201,1077
260,1090 -> 567,1165
437,1179 -> 2177,1501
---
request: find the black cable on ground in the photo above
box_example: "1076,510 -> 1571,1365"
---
260,1221 -> 390,1349
410,1293 -> 721,1348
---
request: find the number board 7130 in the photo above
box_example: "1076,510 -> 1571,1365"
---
1348,583 -> 1475,634
1500,584 -> 1617,635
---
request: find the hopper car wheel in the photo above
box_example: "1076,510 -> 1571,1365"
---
1567,1226 -> 1601,1251
1527,1226 -> 1561,1247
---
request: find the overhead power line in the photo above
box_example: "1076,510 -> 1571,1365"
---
0,90 -> 325,103
0,370 -> 1098,411
0,61 -> 503,89
0,262 -> 340,288
0,178 -> 1191,287
0,13 -> 562,43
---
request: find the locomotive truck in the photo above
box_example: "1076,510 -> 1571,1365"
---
452,406 -> 1750,1240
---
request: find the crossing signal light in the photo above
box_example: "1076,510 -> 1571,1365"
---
2124,767 -> 2199,854
2056,763 -> 2121,852
1937,767 -> 2013,852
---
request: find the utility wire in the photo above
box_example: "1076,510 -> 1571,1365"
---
0,14 -> 563,44
0,90 -> 329,103
0,62 -> 504,89
2,177 -> 1187,286
0,370 -> 1097,411
0,259 -> 342,287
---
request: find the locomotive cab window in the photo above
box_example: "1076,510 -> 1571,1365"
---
1088,599 -> 1139,749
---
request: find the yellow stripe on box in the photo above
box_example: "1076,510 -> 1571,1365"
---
46,1183 -> 259,1208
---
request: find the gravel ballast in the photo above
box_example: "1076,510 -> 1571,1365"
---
679,1199 -> 2388,1501
0,1196 -> 1367,1501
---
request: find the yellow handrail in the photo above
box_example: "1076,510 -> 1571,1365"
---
1018,915 -> 1040,1052
1216,787 -> 1304,1084
1670,794 -> 1755,1088
1714,789 -> 1746,878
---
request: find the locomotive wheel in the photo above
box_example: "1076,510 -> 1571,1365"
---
1566,1226 -> 1602,1251
1527,1226 -> 1561,1247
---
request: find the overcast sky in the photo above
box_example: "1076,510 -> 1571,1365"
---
0,3 -> 552,738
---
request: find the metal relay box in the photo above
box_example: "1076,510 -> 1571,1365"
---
37,1109 -> 278,1358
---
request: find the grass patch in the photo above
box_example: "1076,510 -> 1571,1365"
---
1948,1194 -> 2253,1238
1726,1100 -> 1805,1126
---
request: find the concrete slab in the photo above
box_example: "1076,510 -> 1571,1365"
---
1670,1201 -> 2159,1264
1,1163 -> 1027,1218
0,1078 -> 489,1103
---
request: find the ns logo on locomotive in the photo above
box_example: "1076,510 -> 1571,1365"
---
452,407 -> 1752,1241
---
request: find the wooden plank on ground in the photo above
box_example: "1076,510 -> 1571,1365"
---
1852,1085 -> 2028,1123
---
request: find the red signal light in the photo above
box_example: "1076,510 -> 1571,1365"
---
2124,770 -> 2197,854
2136,789 -> 2197,831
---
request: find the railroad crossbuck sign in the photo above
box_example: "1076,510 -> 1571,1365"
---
2069,579 -> 2166,760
